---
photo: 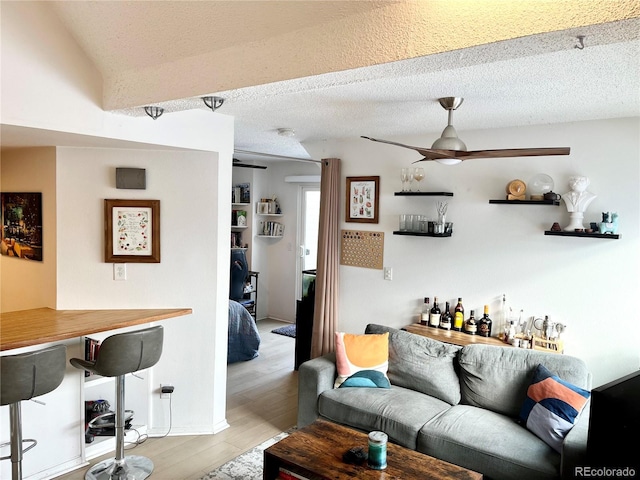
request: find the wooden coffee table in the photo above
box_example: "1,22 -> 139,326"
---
263,420 -> 482,479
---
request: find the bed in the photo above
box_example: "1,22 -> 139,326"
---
228,300 -> 260,363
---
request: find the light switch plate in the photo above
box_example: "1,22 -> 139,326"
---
113,264 -> 127,281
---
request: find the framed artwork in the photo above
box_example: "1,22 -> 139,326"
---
1,192 -> 43,261
105,199 -> 160,263
257,202 -> 269,214
346,176 -> 379,223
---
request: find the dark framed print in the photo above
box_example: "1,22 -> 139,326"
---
1,192 -> 43,261
105,199 -> 160,263
346,176 -> 379,223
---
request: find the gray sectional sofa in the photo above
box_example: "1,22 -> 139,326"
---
297,324 -> 591,480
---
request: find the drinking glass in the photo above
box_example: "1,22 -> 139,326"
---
407,168 -> 415,192
413,167 -> 425,191
400,168 -> 408,192
399,214 -> 408,231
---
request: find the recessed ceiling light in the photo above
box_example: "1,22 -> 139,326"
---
277,128 -> 295,137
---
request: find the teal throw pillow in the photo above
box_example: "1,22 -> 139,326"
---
339,370 -> 391,389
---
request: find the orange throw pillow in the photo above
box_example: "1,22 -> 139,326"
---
334,332 -> 389,388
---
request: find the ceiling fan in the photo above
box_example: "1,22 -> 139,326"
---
232,158 -> 267,169
362,97 -> 570,165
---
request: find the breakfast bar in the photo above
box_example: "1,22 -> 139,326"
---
0,306 -> 193,479
0,307 -> 192,351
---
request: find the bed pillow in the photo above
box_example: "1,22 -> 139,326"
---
519,363 -> 590,452
334,332 -> 389,388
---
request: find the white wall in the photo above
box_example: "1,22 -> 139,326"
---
1,148 -> 57,311
305,117 -> 640,387
54,147 -> 224,435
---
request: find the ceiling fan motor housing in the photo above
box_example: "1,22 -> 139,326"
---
432,125 -> 467,151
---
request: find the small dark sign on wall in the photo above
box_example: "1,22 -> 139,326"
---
116,168 -> 146,189
1,192 -> 43,261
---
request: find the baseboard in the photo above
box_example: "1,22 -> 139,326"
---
260,316 -> 294,324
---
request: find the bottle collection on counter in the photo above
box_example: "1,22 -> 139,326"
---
420,297 -> 493,337
414,294 -> 565,353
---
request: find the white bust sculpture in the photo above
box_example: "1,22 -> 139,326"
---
562,176 -> 597,231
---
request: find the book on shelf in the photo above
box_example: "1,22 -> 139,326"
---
231,231 -> 244,248
84,337 -> 101,377
278,467 -> 311,480
232,183 -> 251,204
259,221 -> 284,236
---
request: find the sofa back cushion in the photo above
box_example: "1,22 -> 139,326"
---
458,344 -> 591,418
365,324 -> 462,405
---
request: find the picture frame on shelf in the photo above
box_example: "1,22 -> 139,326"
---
105,199 -> 160,263
346,176 -> 379,223
257,202 -> 269,214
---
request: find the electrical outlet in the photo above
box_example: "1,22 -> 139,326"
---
113,263 -> 127,281
384,267 -> 392,281
160,384 -> 174,399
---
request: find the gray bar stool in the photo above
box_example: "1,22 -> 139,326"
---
70,325 -> 163,480
1,344 -> 67,480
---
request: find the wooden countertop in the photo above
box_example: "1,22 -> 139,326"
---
404,322 -> 507,347
0,307 -> 192,351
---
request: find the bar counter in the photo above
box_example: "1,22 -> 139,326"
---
0,307 -> 192,351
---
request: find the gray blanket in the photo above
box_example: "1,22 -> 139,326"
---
228,300 -> 260,363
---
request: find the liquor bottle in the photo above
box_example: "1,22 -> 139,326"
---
464,310 -> 477,335
478,305 -> 493,337
439,301 -> 452,330
429,297 -> 441,328
453,298 -> 464,331
421,297 -> 430,326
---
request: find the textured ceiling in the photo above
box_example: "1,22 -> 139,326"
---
27,2 -> 640,161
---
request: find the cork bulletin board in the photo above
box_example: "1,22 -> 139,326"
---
340,230 -> 384,270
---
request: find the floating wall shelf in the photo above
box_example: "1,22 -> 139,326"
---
489,199 -> 560,205
544,231 -> 620,239
393,231 -> 452,237
395,192 -> 454,197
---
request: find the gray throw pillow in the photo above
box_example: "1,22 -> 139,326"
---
365,324 -> 461,405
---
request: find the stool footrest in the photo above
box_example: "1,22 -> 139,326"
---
0,438 -> 37,460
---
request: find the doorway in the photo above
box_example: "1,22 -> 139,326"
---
296,185 -> 320,300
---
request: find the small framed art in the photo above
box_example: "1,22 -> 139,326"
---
105,199 -> 160,263
346,176 -> 379,223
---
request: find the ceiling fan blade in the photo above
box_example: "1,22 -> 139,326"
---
455,147 -> 571,160
232,159 -> 267,169
361,136 -> 456,160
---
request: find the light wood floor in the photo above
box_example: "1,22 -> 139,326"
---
54,319 -> 298,480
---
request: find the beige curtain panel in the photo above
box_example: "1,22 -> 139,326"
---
311,158 -> 341,358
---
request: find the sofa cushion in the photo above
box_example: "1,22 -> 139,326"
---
334,331 -> 389,387
365,324 -> 462,405
418,405 -> 560,480
458,344 -> 591,418
520,363 -> 590,453
319,385 -> 450,450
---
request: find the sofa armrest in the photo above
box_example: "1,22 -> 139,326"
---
560,401 -> 590,479
297,352 -> 336,428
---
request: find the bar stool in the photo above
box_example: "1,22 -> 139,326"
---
1,344 -> 67,480
70,325 -> 163,480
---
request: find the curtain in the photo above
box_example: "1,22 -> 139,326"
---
311,158 -> 341,358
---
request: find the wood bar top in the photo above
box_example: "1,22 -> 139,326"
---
404,323 -> 507,348
0,307 -> 192,351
